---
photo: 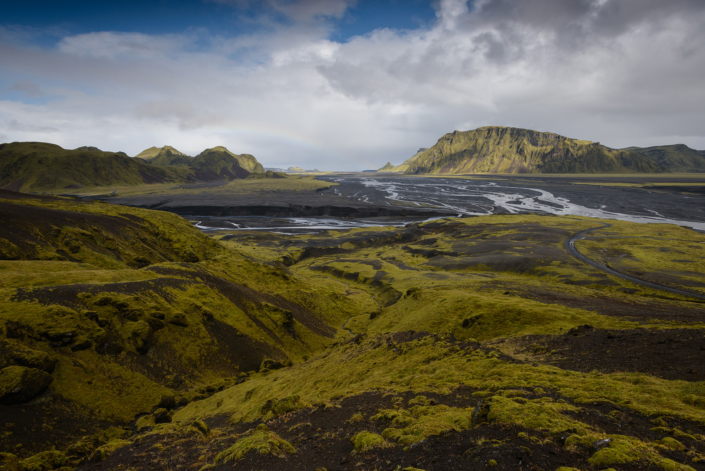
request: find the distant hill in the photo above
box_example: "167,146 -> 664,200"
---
286,167 -> 320,173
135,145 -> 192,166
198,146 -> 264,174
0,142 -> 191,192
137,145 -> 265,175
189,147 -> 256,180
377,148 -> 428,172
624,144 -> 705,173
402,127 -> 664,175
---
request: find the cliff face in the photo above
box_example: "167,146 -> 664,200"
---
404,127 -> 665,175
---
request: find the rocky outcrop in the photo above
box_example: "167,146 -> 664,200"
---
0,366 -> 53,404
403,127 -> 665,175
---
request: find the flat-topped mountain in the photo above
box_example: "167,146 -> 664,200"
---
0,142 -> 191,192
625,144 -> 705,173
399,127 -> 665,175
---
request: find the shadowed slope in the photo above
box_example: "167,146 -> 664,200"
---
0,142 -> 191,192
626,144 -> 705,173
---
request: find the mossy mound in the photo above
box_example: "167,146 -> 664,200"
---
215,424 -> 294,463
0,366 -> 53,405
351,431 -> 392,453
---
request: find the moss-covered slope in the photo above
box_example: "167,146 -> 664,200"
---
0,142 -> 191,192
0,190 -> 362,460
3,195 -> 705,470
195,147 -> 264,174
404,127 -> 665,175
378,148 -> 428,173
135,146 -> 193,167
626,144 -> 705,173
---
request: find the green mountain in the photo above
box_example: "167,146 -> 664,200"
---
403,127 -> 664,175
191,147 -> 256,180
377,148 -> 428,172
624,144 -> 705,173
196,146 -> 264,174
135,146 -> 192,166
0,142 -> 191,192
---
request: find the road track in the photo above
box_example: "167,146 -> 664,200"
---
565,223 -> 705,301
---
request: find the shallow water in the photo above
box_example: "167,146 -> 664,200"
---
191,176 -> 705,233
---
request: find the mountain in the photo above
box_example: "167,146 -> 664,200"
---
624,144 -> 705,173
0,142 -> 191,192
377,148 -> 429,173
403,127 -> 664,175
196,146 -> 264,174
135,145 -> 192,166
190,147 -> 257,180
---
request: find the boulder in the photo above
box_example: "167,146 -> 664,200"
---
0,366 -> 53,404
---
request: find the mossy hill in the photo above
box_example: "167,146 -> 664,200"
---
0,142 -> 192,193
135,146 -> 192,167
192,147 -> 264,177
377,148 -> 428,173
399,127 -> 665,174
2,189 -> 705,470
136,145 -> 265,176
625,144 -> 705,173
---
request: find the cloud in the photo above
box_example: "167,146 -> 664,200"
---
6,118 -> 59,133
10,79 -> 44,97
1,0 -> 705,168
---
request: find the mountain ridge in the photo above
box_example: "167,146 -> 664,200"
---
401,126 -> 665,175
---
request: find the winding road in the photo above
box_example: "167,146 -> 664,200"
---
565,224 -> 705,301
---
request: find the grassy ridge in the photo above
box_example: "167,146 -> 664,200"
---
626,144 -> 705,173
0,143 -> 191,192
400,126 -> 665,175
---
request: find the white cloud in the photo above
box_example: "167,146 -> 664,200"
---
1,0 -> 704,169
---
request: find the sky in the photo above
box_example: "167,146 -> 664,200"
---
1,0 -> 704,171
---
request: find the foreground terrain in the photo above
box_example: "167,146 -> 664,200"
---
1,189 -> 704,471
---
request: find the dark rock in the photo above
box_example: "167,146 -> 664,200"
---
260,359 -> 284,371
96,341 -> 124,356
169,314 -> 189,327
566,324 -> 594,336
156,394 -> 176,410
153,408 -> 172,424
70,339 -> 93,352
0,366 -> 53,404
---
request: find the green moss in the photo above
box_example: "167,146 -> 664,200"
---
89,439 -> 132,462
351,431 -> 393,453
18,450 -> 67,471
659,437 -> 685,451
378,405 -> 473,446
215,424 -> 294,463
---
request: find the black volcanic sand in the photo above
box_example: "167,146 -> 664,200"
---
76,388 -> 705,471
492,326 -> 705,382
103,184 -> 455,219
